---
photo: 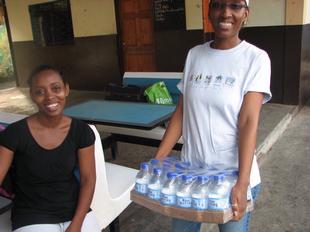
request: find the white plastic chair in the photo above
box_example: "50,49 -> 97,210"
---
89,125 -> 138,231
0,207 -> 11,232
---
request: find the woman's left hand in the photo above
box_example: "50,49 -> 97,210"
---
230,182 -> 248,221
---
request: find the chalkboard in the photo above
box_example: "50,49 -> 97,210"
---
154,0 -> 186,31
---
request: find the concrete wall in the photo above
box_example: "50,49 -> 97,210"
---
305,0 -> 310,23
6,0 -> 117,42
185,0 -> 203,30
70,0 -> 116,37
248,0 -> 285,26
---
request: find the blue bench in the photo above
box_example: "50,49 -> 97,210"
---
98,72 -> 184,158
123,72 -> 182,104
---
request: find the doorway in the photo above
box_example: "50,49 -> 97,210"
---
116,0 -> 156,73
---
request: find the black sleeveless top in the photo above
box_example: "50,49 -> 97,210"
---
0,118 -> 95,230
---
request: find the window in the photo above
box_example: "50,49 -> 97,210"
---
29,0 -> 74,46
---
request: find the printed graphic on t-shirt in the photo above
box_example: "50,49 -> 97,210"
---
187,73 -> 236,89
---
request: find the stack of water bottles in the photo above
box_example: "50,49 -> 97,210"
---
134,157 -> 252,213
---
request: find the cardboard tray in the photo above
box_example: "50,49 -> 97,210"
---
131,190 -> 254,224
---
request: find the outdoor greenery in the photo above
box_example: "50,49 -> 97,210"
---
0,24 -> 14,81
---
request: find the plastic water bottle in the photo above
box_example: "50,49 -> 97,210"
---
147,168 -> 163,201
175,161 -> 191,172
149,159 -> 160,174
161,172 -> 179,206
191,175 -> 211,210
225,170 -> 253,201
135,162 -> 151,195
208,174 -> 231,211
176,174 -> 196,208
161,163 -> 173,183
162,156 -> 180,165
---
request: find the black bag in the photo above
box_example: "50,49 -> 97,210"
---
104,83 -> 146,102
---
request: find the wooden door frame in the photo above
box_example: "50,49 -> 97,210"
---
114,0 -> 125,77
114,0 -> 156,74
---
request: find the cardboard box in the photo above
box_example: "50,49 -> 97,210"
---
131,190 -> 254,224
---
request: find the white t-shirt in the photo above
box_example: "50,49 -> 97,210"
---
177,41 -> 272,187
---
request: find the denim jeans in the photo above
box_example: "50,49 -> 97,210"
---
171,184 -> 261,232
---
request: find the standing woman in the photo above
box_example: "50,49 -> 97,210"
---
155,0 -> 271,231
0,65 -> 100,232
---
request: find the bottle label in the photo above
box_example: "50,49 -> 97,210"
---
161,194 -> 176,205
192,197 -> 208,210
148,188 -> 161,200
247,186 -> 252,201
177,196 -> 192,208
208,198 -> 230,210
135,183 -> 147,194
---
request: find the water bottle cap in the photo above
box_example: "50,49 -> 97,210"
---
167,172 -> 178,179
214,174 -> 225,181
198,175 -> 209,182
182,173 -> 194,181
153,167 -> 162,175
140,162 -> 149,170
228,170 -> 239,176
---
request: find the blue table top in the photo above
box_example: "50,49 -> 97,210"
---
64,100 -> 176,129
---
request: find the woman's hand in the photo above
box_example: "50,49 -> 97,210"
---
230,181 -> 248,221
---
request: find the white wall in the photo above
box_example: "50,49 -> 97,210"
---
6,0 -> 53,41
185,0 -> 203,30
247,0 -> 285,27
70,0 -> 116,37
304,0 -> 310,23
6,0 -> 117,42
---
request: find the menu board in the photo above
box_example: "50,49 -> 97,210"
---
154,0 -> 186,30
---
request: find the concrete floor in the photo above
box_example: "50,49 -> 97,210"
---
0,86 -> 303,232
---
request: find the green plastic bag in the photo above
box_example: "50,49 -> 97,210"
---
144,81 -> 173,105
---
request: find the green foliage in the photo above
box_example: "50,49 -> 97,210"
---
0,25 -> 14,79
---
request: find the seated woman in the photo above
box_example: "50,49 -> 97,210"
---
0,65 -> 100,232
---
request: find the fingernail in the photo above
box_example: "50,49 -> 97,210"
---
234,211 -> 238,216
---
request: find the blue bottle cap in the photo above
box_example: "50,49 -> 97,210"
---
214,174 -> 225,181
167,172 -> 178,179
140,162 -> 149,170
197,175 -> 209,183
229,170 -> 239,176
153,167 -> 162,175
182,173 -> 194,181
